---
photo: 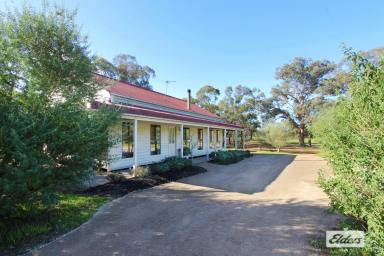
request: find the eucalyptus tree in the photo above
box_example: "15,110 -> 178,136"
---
95,54 -> 155,89
267,58 -> 336,146
218,85 -> 264,139
195,85 -> 220,114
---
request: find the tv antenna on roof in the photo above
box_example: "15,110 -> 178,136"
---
165,80 -> 176,95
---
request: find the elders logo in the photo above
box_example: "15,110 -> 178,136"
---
326,231 -> 365,248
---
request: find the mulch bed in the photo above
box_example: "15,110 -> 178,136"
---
80,165 -> 206,198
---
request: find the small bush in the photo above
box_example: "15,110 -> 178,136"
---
107,173 -> 127,183
183,147 -> 191,156
151,162 -> 170,174
133,166 -> 150,178
151,157 -> 192,174
210,150 -> 251,164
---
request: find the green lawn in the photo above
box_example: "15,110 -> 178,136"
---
0,194 -> 107,253
252,150 -> 297,155
248,135 -> 320,147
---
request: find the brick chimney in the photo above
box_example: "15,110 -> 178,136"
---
187,89 -> 191,110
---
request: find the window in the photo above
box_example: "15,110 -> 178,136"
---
183,127 -> 190,148
227,130 -> 235,148
169,127 -> 176,144
122,121 -> 134,158
198,129 -> 203,150
216,130 -> 219,145
238,130 -> 244,148
150,125 -> 161,155
209,129 -> 214,148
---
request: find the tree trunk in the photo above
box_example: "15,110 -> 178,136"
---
277,146 -> 280,152
308,133 -> 312,147
298,124 -> 305,147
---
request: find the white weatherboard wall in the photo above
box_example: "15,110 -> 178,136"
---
189,127 -> 205,157
108,119 -> 228,170
108,120 -> 170,170
187,127 -> 223,156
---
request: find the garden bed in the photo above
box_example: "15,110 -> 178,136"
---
81,165 -> 207,198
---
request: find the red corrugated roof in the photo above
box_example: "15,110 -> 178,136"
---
95,75 -> 219,118
92,102 -> 242,129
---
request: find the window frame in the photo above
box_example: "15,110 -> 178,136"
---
183,127 -> 190,148
209,129 -> 214,148
197,128 -> 203,150
169,126 -> 176,144
122,121 -> 134,158
150,124 -> 161,155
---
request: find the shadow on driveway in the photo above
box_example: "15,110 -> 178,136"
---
180,154 -> 296,194
33,183 -> 339,256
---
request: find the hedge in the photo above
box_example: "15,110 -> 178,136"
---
209,150 -> 251,164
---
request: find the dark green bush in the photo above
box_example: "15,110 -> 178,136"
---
151,162 -> 171,174
183,147 -> 191,156
0,5 -> 120,221
210,150 -> 251,164
151,157 -> 192,174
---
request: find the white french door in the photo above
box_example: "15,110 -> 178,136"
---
168,126 -> 177,156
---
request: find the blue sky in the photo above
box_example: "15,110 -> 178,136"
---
2,0 -> 384,98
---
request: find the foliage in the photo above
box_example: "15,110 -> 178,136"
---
183,146 -> 191,156
95,54 -> 155,89
313,49 -> 384,254
264,57 -> 336,146
262,121 -> 292,151
195,85 -> 220,114
218,85 -> 264,139
107,173 -> 127,183
209,150 -> 251,164
150,157 -> 192,174
0,193 -> 107,251
0,4 -> 119,222
133,166 -> 150,178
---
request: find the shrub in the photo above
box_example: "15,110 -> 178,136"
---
183,147 -> 191,156
133,166 -> 150,178
150,157 -> 192,174
150,162 -> 170,174
107,173 -> 127,183
210,150 -> 251,164
0,4 -> 120,221
313,50 -> 384,254
261,121 -> 291,151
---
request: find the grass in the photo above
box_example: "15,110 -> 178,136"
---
245,135 -> 322,155
0,193 -> 107,254
251,150 -> 297,155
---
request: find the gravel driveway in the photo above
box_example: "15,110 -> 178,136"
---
32,154 -> 341,256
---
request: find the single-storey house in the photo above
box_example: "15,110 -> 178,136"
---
92,75 -> 244,171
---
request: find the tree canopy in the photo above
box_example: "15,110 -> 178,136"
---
266,57 -> 336,146
195,85 -> 220,114
95,54 -> 155,89
218,85 -> 264,138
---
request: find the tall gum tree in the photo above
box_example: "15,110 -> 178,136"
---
267,58 -> 335,146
